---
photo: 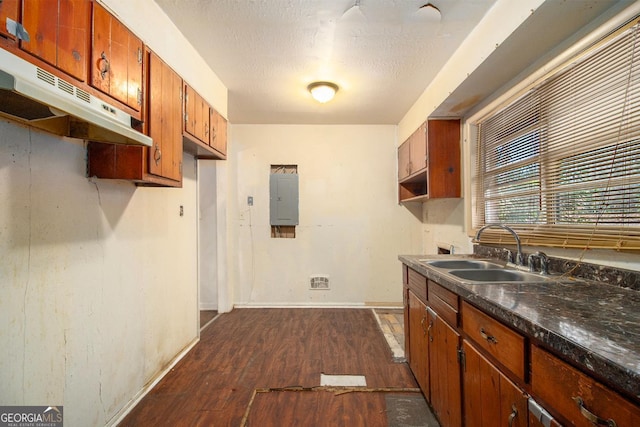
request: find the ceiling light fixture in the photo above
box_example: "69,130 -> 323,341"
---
308,81 -> 339,103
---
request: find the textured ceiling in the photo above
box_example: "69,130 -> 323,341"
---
153,0 -> 630,125
153,0 -> 498,124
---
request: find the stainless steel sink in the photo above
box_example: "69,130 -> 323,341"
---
425,259 -> 503,270
448,269 -> 551,283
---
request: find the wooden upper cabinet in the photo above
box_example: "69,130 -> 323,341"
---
426,119 -> 461,198
398,119 -> 460,202
210,107 -> 227,158
398,122 -> 426,181
87,51 -> 182,187
0,0 -> 20,40
20,0 -> 91,81
91,2 -> 143,113
147,51 -> 182,182
184,84 -> 209,144
183,83 -> 227,159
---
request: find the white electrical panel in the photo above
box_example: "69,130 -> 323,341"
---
269,173 -> 299,225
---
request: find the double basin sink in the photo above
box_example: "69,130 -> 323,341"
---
422,259 -> 553,284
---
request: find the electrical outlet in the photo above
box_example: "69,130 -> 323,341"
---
248,196 -> 253,206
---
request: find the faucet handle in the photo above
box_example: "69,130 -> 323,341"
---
505,249 -> 514,263
527,251 -> 549,275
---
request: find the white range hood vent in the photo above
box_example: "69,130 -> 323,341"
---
0,48 -> 152,147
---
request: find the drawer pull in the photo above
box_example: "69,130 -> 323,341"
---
479,327 -> 498,344
572,397 -> 617,427
508,404 -> 518,427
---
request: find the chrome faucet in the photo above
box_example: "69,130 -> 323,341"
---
474,224 -> 524,266
528,251 -> 549,275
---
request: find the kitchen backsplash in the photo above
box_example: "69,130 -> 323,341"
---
474,245 -> 640,292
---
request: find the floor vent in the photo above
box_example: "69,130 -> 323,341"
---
310,275 -> 330,290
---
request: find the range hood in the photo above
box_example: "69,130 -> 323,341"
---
0,48 -> 152,147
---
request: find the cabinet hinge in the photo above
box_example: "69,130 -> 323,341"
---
457,347 -> 466,370
137,47 -> 143,64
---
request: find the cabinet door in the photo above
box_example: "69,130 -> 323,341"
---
410,122 -> 427,172
398,140 -> 411,180
408,291 -> 430,398
210,108 -> 227,156
429,310 -> 462,427
426,119 -> 460,198
21,0 -> 90,81
463,340 -> 527,427
147,52 -> 182,181
184,84 -> 207,143
403,285 -> 410,364
0,0 -> 19,40
91,3 -> 143,110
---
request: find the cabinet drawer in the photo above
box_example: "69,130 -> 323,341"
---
428,281 -> 458,327
407,268 -> 427,303
461,301 -> 525,381
428,280 -> 458,310
531,345 -> 640,427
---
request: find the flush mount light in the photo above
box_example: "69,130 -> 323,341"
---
308,81 -> 339,103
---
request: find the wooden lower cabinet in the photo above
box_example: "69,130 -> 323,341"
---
462,339 -> 528,427
408,290 -> 430,398
429,309 -> 462,427
531,345 -> 640,427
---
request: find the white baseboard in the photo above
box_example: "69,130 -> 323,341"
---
199,302 -> 218,310
234,302 -> 364,309
233,302 -> 401,309
105,337 -> 199,427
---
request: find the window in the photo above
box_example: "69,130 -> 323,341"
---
473,18 -> 640,250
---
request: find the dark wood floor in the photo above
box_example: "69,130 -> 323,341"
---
121,308 -> 418,426
200,310 -> 218,329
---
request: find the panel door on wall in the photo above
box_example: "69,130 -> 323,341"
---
21,0 -> 90,81
91,2 -> 143,111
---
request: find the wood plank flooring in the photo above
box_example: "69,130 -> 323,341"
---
200,310 -> 218,329
120,308 -> 418,426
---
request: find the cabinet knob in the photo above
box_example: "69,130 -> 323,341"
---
98,52 -> 110,80
508,404 -> 518,427
154,144 -> 162,165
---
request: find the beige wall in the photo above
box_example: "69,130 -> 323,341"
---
0,0 -> 224,425
0,121 -> 198,425
228,125 -> 423,306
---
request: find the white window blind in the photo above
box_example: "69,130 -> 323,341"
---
474,18 -> 640,250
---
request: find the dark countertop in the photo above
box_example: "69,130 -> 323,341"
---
399,254 -> 640,402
